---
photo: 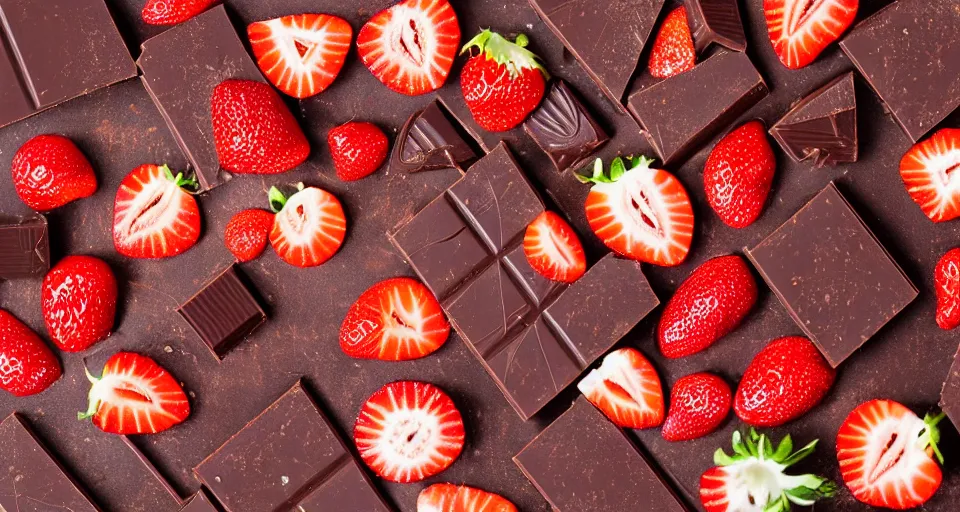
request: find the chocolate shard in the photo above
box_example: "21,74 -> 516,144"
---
181,491 -> 219,512
770,72 -> 858,167
684,0 -> 747,53
0,214 -> 50,279
391,100 -> 479,173
523,80 -> 610,173
940,343 -> 960,431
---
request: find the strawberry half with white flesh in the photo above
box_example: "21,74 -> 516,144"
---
417,483 -> 518,512
577,347 -> 665,429
579,156 -> 694,266
113,164 -> 201,259
268,184 -> 347,268
763,0 -> 858,69
700,429 -> 837,512
899,128 -> 960,223
523,211 -> 586,283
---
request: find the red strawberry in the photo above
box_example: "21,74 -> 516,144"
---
935,248 -> 960,330
354,381 -> 465,483
899,128 -> 960,223
0,310 -> 61,397
577,347 -> 665,429
648,6 -> 696,79
523,211 -> 586,283
11,134 -> 97,212
357,0 -> 461,96
658,255 -> 757,358
418,483 -> 518,512
113,164 -> 201,259
700,429 -> 837,512
268,184 -> 347,267
79,352 -> 190,435
763,0 -> 858,69
460,30 -> 547,132
211,79 -> 310,175
224,209 -> 274,262
734,336 -> 835,427
662,372 -> 731,441
248,14 -> 352,99
704,121 -> 776,228
42,256 -> 117,353
579,157 -> 695,267
328,122 -> 389,181
142,0 -> 217,25
340,277 -> 450,361
837,399 -> 945,509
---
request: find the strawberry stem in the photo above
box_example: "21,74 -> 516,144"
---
578,155 -> 658,185
268,186 -> 287,213
460,29 -> 548,79
77,366 -> 101,421
160,164 -> 199,191
920,411 -> 946,464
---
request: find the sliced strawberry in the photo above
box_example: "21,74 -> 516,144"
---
268,184 -> 347,268
354,381 -> 465,483
224,209 -> 274,263
79,352 -> 190,435
248,14 -> 353,99
112,164 -> 201,259
357,0 -> 461,96
837,399 -> 945,510
763,0 -> 858,69
577,347 -> 664,429
899,128 -> 960,223
340,277 -> 450,361
523,211 -> 586,283
662,372 -> 731,442
418,483 -> 518,512
579,157 -> 694,267
935,248 -> 960,330
648,6 -> 696,79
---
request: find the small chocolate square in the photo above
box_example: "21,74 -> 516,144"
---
444,263 -> 532,356
0,214 -> 50,279
523,80 -> 609,173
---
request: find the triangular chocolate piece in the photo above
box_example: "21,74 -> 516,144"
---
390,100 -> 478,173
685,0 -> 746,54
770,72 -> 858,167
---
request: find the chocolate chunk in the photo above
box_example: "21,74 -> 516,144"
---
391,100 -> 479,173
0,0 -> 135,128
745,182 -> 918,367
514,398 -> 686,512
940,344 -> 960,431
0,214 -> 50,279
628,50 -> 768,165
177,264 -> 266,360
138,5 -> 266,192
523,80 -> 610,173
684,0 -> 747,54
194,381 -> 391,512
181,491 -> 218,512
770,72 -> 858,167
839,0 -> 960,142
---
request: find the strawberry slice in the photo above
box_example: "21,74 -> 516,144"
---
899,128 -> 960,223
268,184 -> 347,268
417,483 -> 518,512
79,352 -> 190,435
248,14 -> 353,99
112,164 -> 201,259
355,381 -> 465,483
837,399 -> 945,510
763,0 -> 858,69
340,277 -> 450,361
357,0 -> 461,96
523,211 -> 586,283
577,347 -> 664,429
578,157 -> 694,267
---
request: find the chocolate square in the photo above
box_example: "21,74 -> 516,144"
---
444,263 -> 532,356
769,72 -> 858,167
391,100 -> 479,173
177,265 -> 266,360
940,343 -> 960,431
523,80 -> 609,174
685,0 -> 747,54
0,215 -> 50,279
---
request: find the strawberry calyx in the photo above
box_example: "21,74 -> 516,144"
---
577,156 -> 657,185
919,411 -> 946,464
268,182 -> 306,212
461,29 -> 548,79
161,164 -> 198,192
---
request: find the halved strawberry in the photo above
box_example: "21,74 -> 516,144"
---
354,381 -> 465,483
248,14 -> 353,99
899,128 -> 960,223
113,164 -> 201,259
523,211 -> 586,283
268,184 -> 347,268
763,0 -> 858,69
340,277 -> 450,361
578,157 -> 694,266
837,399 -> 945,510
357,0 -> 461,96
418,483 -> 518,512
79,352 -> 190,435
577,347 -> 664,429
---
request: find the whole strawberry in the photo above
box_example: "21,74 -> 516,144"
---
224,209 -> 274,262
460,30 -> 547,132
328,122 -> 389,181
0,309 -> 61,397
142,0 -> 217,25
662,372 -> 731,442
11,134 -> 97,212
936,248 -> 960,330
211,79 -> 310,175
42,256 -> 117,352
659,255 -> 757,358
704,121 -> 776,228
735,336 -> 835,427
648,6 -> 696,79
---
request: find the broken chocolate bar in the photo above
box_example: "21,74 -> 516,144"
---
391,100 -> 479,173
524,80 -> 609,173
940,343 -> 960,431
0,214 -> 50,279
181,491 -> 218,512
770,72 -> 858,167
685,0 -> 747,54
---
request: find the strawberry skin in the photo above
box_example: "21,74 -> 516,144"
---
328,122 -> 389,181
224,209 -> 274,263
418,483 -> 518,512
899,128 -> 960,223
42,256 -> 117,353
269,185 -> 347,267
935,248 -> 960,330
113,164 -> 201,259
577,347 -> 665,429
658,255 -> 757,358
523,211 -> 586,283
662,372 -> 731,441
0,310 -> 61,397
142,0 -> 217,25
11,134 -> 97,212
764,0 -> 858,69
704,121 -> 776,228
735,336 -> 835,427
648,6 -> 696,79
211,79 -> 310,175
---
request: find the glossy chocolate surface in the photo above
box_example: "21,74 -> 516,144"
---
0,214 -> 49,279
684,0 -> 746,53
391,100 -> 479,173
770,72 -> 858,167
523,80 -> 609,173
942,344 -> 960,432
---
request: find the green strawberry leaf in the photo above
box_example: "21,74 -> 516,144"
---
268,186 -> 288,213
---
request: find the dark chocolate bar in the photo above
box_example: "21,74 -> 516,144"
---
0,0 -> 135,128
181,491 -> 218,512
122,436 -> 185,508
745,182 -> 918,367
769,72 -> 857,167
940,343 -> 960,431
194,381 -> 392,512
514,398 -> 687,512
523,80 -> 610,173
628,50 -> 768,165
684,0 -> 747,54
391,100 -> 479,173
0,214 -> 50,279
